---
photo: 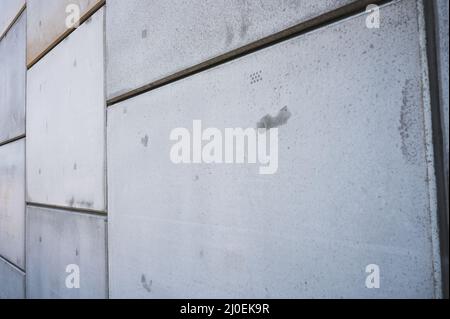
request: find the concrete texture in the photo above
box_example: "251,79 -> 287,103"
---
26,8 -> 106,212
0,138 -> 25,269
107,0 -> 441,298
0,10 -> 26,144
0,257 -> 25,299
26,205 -> 107,299
435,0 -> 449,154
435,0 -> 449,188
105,0 -> 358,100
26,0 -> 104,66
0,0 -> 25,39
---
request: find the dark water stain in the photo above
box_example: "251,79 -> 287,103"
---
225,25 -> 234,46
257,106 -> 292,129
398,79 -> 419,164
141,274 -> 152,293
77,200 -> 94,208
68,197 -> 75,207
141,134 -> 149,147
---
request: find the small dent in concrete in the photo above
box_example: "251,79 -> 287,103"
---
257,106 -> 292,129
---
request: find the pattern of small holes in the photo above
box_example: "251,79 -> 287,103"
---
250,70 -> 263,84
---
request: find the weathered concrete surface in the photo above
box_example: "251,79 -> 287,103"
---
0,138 -> 25,269
435,0 -> 449,160
108,0 -> 442,298
435,0 -> 449,196
0,10 -> 25,144
0,257 -> 25,299
106,0 -> 358,100
0,0 -> 25,39
26,0 -> 104,66
26,206 -> 107,299
26,8 -> 106,212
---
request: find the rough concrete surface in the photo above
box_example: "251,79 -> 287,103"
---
26,0 -> 104,66
26,205 -> 107,299
105,0 -> 357,100
0,138 -> 25,269
107,0 -> 441,298
26,8 -> 106,212
0,257 -> 25,299
0,10 -> 26,144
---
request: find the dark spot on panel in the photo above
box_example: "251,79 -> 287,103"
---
225,25 -> 234,46
141,274 -> 152,293
141,134 -> 149,147
141,29 -> 148,39
68,197 -> 75,207
77,200 -> 94,208
398,79 -> 419,164
257,106 -> 292,129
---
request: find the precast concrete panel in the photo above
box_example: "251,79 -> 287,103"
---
0,0 -> 25,39
26,206 -> 107,299
26,8 -> 106,212
105,0 -> 359,100
26,0 -> 104,66
107,0 -> 442,298
0,138 -> 25,269
0,257 -> 25,299
0,10 -> 26,144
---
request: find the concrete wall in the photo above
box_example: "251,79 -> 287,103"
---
26,8 -> 106,212
106,0 -> 360,101
0,139 -> 25,269
26,0 -> 104,67
26,206 -> 107,299
107,0 -> 441,298
0,10 -> 25,144
0,0 -> 25,39
0,0 -> 448,299
0,2 -> 26,299
0,258 -> 25,299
